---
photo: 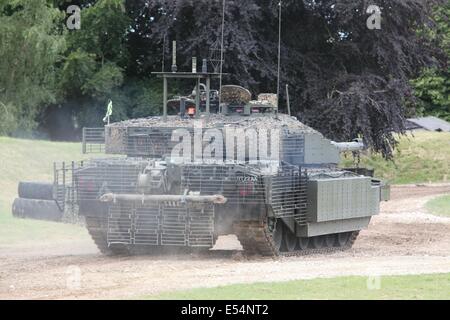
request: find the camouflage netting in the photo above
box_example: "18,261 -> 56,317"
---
257,94 -> 278,107
105,126 -> 127,154
167,98 -> 196,108
105,79 -> 324,156
106,113 -> 321,153
108,113 -> 318,132
220,85 -> 252,105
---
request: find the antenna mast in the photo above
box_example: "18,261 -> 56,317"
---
219,0 -> 226,105
162,34 -> 166,72
276,1 -> 282,111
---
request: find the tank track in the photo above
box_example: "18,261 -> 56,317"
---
234,220 -> 359,258
85,217 -> 130,255
86,216 -> 359,258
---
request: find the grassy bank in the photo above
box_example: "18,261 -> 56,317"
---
426,195 -> 450,217
147,273 -> 450,300
0,137 -> 89,245
0,131 -> 448,245
341,131 -> 450,185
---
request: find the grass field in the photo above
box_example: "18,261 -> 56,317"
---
148,273 -> 450,300
0,133 -> 449,299
341,131 -> 450,185
0,131 -> 448,245
426,195 -> 450,217
0,137 -> 89,246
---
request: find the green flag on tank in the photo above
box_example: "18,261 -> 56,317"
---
103,100 -> 113,124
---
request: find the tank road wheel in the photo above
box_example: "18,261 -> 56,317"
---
325,234 -> 336,248
311,235 -> 325,249
284,228 -> 298,252
297,237 -> 309,251
269,219 -> 284,252
336,232 -> 352,247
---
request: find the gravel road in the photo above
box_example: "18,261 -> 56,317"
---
0,184 -> 449,300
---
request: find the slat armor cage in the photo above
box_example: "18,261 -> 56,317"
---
83,126 -> 307,164
107,203 -> 216,247
77,122 -> 311,248
56,158 -> 308,247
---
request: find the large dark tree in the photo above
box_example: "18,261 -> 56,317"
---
1,0 -> 445,155
126,0 -> 445,157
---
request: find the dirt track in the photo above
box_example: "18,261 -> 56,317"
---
0,184 -> 449,300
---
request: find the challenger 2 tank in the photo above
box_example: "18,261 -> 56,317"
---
14,70 -> 389,257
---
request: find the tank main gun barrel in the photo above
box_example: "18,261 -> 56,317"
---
100,193 -> 228,205
331,138 -> 365,153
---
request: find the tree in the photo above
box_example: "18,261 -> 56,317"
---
1,0 -> 446,152
412,3 -> 450,121
128,0 -> 445,157
48,0 -> 131,135
0,0 -> 65,135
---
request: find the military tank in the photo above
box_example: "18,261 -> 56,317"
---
14,69 -> 389,257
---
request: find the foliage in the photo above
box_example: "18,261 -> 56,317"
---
0,102 -> 17,135
128,0 -> 445,158
65,0 -> 129,65
82,63 -> 124,98
59,49 -> 97,96
0,0 -> 66,134
341,131 -> 450,185
0,0 -> 448,157
48,0 -> 132,134
412,69 -> 450,121
412,3 -> 450,122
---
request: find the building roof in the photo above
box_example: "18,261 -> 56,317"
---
406,116 -> 450,132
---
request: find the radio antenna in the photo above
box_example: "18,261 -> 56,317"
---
276,1 -> 282,112
162,33 -> 166,72
219,0 -> 226,105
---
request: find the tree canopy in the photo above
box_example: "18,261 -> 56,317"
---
412,2 -> 450,121
0,0 -> 65,135
0,0 -> 448,157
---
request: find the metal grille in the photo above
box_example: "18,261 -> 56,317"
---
108,204 -> 133,245
75,159 -> 146,201
281,134 -> 305,165
53,161 -> 79,211
181,163 -> 308,221
269,166 -> 308,224
181,164 -> 266,205
107,203 -> 215,248
135,204 -> 160,246
161,206 -> 187,246
189,205 -> 215,247
66,158 -> 309,227
126,127 -> 184,158
105,126 -> 307,164
69,155 -> 310,247
82,128 -> 105,154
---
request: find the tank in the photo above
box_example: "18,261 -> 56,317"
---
15,71 -> 390,257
